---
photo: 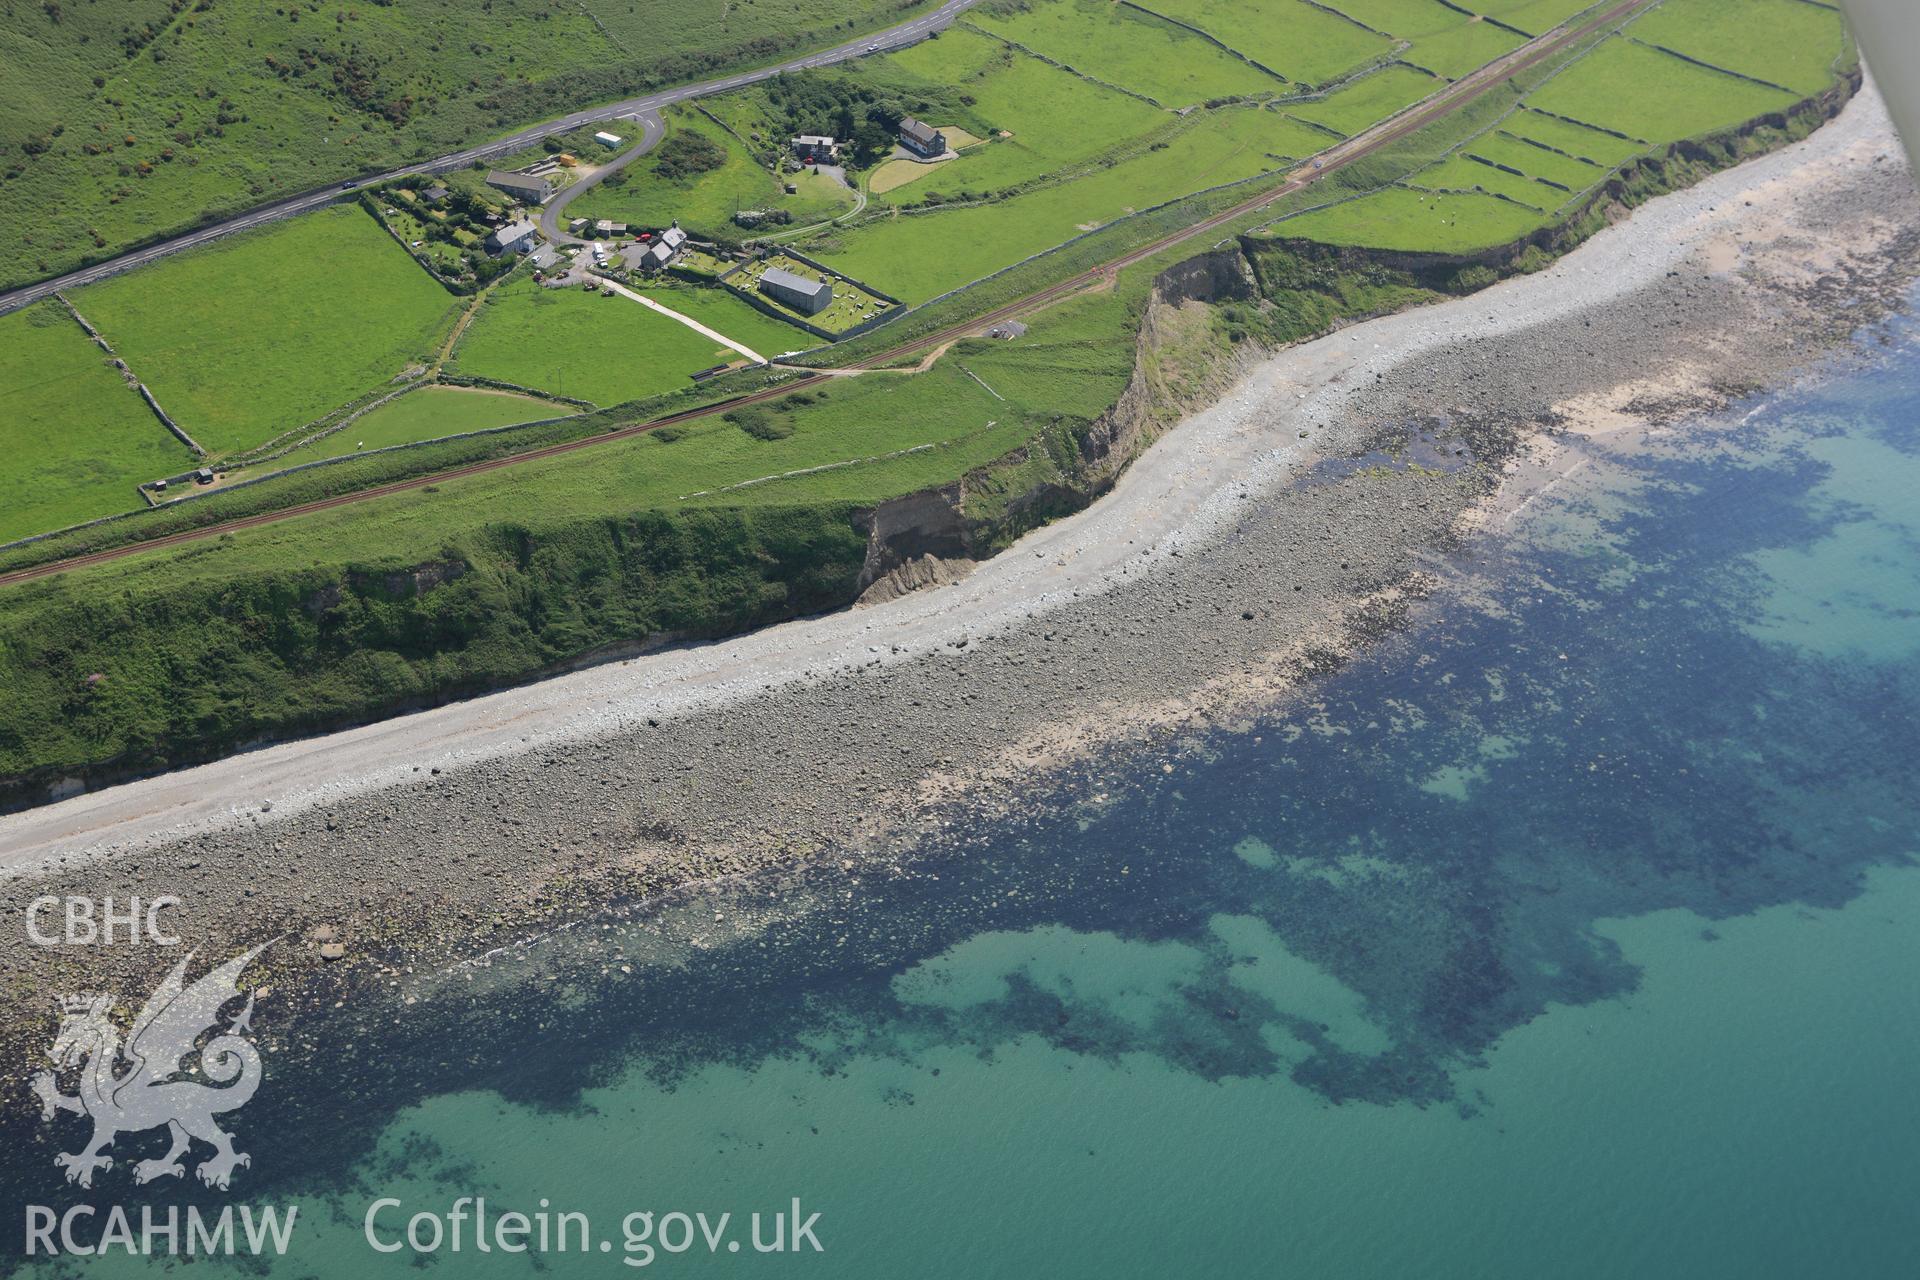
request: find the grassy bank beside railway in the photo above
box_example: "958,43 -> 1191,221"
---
0,3 -> 1860,804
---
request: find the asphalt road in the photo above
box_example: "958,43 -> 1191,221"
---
0,0 -> 1656,592
0,0 -> 980,317
538,110 -> 665,246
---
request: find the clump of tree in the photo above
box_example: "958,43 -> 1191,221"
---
760,70 -> 970,168
650,130 -> 727,180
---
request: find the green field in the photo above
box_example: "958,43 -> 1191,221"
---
0,301 -> 195,543
634,282 -> 823,359
262,387 -> 568,472
1415,154 -> 1554,208
70,207 -> 463,457
1402,18 -> 1528,79
448,276 -> 745,406
17,306 -> 1129,596
806,106 -> 1291,302
570,108 -> 855,238
1627,0 -> 1848,96
1276,186 -> 1550,252
1132,0 -> 1395,85
1288,66 -> 1444,137
872,29 -> 1170,204
1526,37 -> 1798,143
970,0 -> 1284,105
1502,107 -> 1648,167
0,0 -> 943,289
1473,0 -> 1603,37
1314,0 -> 1526,79
1466,129 -> 1603,191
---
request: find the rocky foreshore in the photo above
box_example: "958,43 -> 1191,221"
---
1,87 -> 1916,1090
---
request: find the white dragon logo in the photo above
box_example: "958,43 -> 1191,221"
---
30,943 -> 269,1190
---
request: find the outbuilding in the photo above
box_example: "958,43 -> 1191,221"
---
595,131 -> 624,148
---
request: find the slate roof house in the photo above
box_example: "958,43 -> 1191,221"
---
487,219 -> 541,254
485,170 -> 552,204
898,118 -> 946,159
759,266 -> 833,315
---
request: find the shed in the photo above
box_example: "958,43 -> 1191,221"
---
594,131 -> 624,148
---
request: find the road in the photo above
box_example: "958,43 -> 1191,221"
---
0,0 -> 1655,590
538,110 -> 665,246
0,0 -> 981,317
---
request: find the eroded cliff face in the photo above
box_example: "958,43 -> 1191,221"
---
854,245 -> 1268,597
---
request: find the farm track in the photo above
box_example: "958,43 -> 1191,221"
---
0,0 -> 1655,591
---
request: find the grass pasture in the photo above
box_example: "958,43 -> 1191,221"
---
1466,130 -> 1601,192
449,276 -> 747,407
262,387 -> 568,472
71,207 -> 463,458
1627,0 -> 1848,96
0,302 -> 196,544
1471,0 -> 1604,37
635,283 -> 823,358
1525,37 -> 1798,144
870,157 -> 951,195
1319,0 -> 1525,78
872,29 -> 1168,204
806,107 -> 1290,302
1275,185 -> 1549,252
1131,0 -> 1395,85
1415,154 -> 1552,209
969,0 -> 1284,105
1402,18 -> 1528,79
1503,108 -> 1647,167
1288,65 -> 1444,137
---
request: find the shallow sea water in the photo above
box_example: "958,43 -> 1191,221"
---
11,314 -> 1920,1276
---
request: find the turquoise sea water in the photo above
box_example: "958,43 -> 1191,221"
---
10,313 -> 1920,1276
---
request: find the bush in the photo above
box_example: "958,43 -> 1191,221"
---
651,131 -> 727,181
726,407 -> 793,440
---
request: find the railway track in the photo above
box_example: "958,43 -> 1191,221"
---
0,0 -> 1654,591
